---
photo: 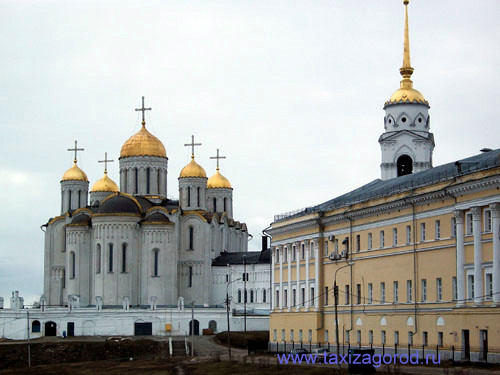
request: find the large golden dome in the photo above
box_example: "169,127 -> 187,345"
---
62,163 -> 88,182
388,86 -> 427,105
207,169 -> 232,189
91,172 -> 119,192
120,124 -> 166,158
179,156 -> 207,178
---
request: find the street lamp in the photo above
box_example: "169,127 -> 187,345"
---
334,262 -> 353,357
226,276 -> 242,361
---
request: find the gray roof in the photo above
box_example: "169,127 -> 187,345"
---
212,249 -> 270,266
275,148 -> 500,222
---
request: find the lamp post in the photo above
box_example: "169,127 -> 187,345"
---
226,276 -> 242,361
334,262 -> 353,357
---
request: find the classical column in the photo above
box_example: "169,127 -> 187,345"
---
314,239 -> 319,310
490,203 -> 500,304
472,207 -> 483,305
305,242 -> 310,310
279,247 -> 283,310
271,248 -> 275,310
295,243 -> 300,311
287,245 -> 292,311
455,210 -> 465,306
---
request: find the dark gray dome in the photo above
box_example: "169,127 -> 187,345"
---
142,212 -> 170,223
71,214 -> 91,225
98,195 -> 140,214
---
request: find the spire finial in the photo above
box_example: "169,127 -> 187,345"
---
399,0 -> 414,89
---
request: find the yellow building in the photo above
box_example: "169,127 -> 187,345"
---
267,1 -> 500,363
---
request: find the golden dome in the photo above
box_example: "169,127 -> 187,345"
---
120,124 -> 166,158
179,156 -> 207,178
207,168 -> 232,189
62,163 -> 88,182
91,172 -> 119,192
388,86 -> 427,105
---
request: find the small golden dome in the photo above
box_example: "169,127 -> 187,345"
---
62,163 -> 88,182
120,124 -> 166,158
388,86 -> 427,105
207,169 -> 232,189
179,156 -> 207,178
91,172 -> 119,192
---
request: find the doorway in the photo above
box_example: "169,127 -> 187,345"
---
480,330 -> 488,361
45,321 -> 57,336
462,330 -> 470,361
189,320 -> 199,336
67,322 -> 75,337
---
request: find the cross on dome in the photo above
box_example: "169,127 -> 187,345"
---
67,140 -> 84,163
135,96 -> 152,126
184,135 -> 202,158
210,148 -> 226,170
98,152 -> 114,174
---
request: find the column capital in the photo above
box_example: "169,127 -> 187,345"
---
490,202 -> 500,217
454,209 -> 464,223
471,206 -> 482,219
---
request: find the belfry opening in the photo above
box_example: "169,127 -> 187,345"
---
397,154 -> 413,177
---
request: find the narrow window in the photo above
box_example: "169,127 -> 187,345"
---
368,233 -> 372,250
368,283 -> 373,304
438,332 -> 443,347
213,197 -> 217,212
292,289 -> 296,306
452,277 -> 457,301
381,330 -> 386,345
250,290 -> 254,303
68,190 -> 72,210
78,190 -> 81,208
380,230 -> 385,248
197,187 -> 200,207
451,217 -> 457,238
393,228 -> 398,246
189,226 -> 194,250
325,330 -> 329,342
380,282 -> 386,303
335,239 -> 339,252
238,290 -> 242,303
436,278 -> 442,301
468,274 -> 474,299
486,273 -> 493,298
423,331 -> 428,347
435,220 -> 441,239
187,187 -> 191,207
276,290 -> 279,307
346,331 -> 350,343
292,246 -> 296,261
485,210 -> 492,232
369,330 -> 373,344
406,225 -> 411,244
273,329 -> 277,341
301,244 -> 305,259
394,331 -> 399,345
420,223 -> 426,241
224,197 -> 227,212
291,329 -> 294,341
122,244 -> 127,273
301,287 -> 305,306
324,241 -> 328,256
70,251 -> 76,279
153,249 -> 159,277
408,332 -> 413,346
357,330 -> 361,344
407,280 -> 412,302
283,290 -> 286,307
308,329 -> 312,342
325,286 -> 329,305
146,168 -> 150,194
263,289 -> 266,303
393,281 -> 399,303
189,266 -> 193,287
282,329 -> 285,341
345,285 -> 350,305
466,213 -> 473,234
108,244 -> 113,273
134,168 -> 138,194
96,244 -> 101,274
356,235 -> 360,252
157,169 -> 161,194
310,287 -> 315,302
356,284 -> 361,304
421,279 -> 427,302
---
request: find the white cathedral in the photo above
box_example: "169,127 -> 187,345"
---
0,100 -> 270,339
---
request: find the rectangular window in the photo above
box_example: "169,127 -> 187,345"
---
368,283 -> 373,304
406,225 -> 411,245
368,233 -> 372,250
290,329 -> 294,341
293,289 -> 297,306
407,280 -> 413,302
368,330 -> 373,344
485,209 -> 492,232
308,329 -> 312,342
276,290 -> 280,308
420,223 -> 426,241
310,243 -> 314,259
108,244 -> 113,273
408,332 -> 413,346
153,250 -> 159,277
310,287 -> 315,303
468,274 -> 474,299
357,330 -> 361,344
423,331 -> 428,347
189,227 -> 194,250
394,281 -> 399,303
421,279 -> 427,302
346,331 -> 350,343
301,287 -> 305,306
438,332 -> 443,347
324,241 -> 328,256
292,246 -> 296,261
325,287 -> 328,305
394,331 -> 399,345
121,244 -> 127,273
381,330 -> 386,345
301,244 -> 305,260
452,277 -> 457,301
356,235 -> 361,252
226,274 -> 229,282
275,249 -> 279,264
282,329 -> 285,341
335,239 -> 339,252
466,213 -> 473,234
284,290 -> 288,307
380,230 -> 385,248
356,284 -> 361,304
345,285 -> 350,305
188,265 -> 192,287
380,282 -> 386,303
451,217 -> 457,238
325,330 -> 329,342
273,329 -> 277,341
299,329 -> 303,341
435,220 -> 441,239
436,278 -> 442,301
486,273 -> 493,299
393,228 -> 398,246
284,247 -> 288,263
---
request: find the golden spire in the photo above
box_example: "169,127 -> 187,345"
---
399,0 -> 414,89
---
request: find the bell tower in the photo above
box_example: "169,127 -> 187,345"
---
379,0 -> 434,180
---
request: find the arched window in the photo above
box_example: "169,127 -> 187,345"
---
153,249 -> 159,277
146,168 -> 151,194
188,265 -> 193,287
134,168 -> 138,194
70,251 -> 76,279
397,154 -> 413,177
213,197 -> 217,212
68,190 -> 72,210
122,243 -> 127,273
32,320 -> 41,333
250,290 -> 254,303
187,187 -> 191,207
108,243 -> 113,272
189,226 -> 194,250
157,169 -> 161,194
224,197 -> 227,212
263,289 -> 267,303
96,244 -> 101,274
78,190 -> 81,208
197,187 -> 200,207
244,290 -> 248,303
238,290 -> 242,303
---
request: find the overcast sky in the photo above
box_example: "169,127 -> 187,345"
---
1,0 -> 499,305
